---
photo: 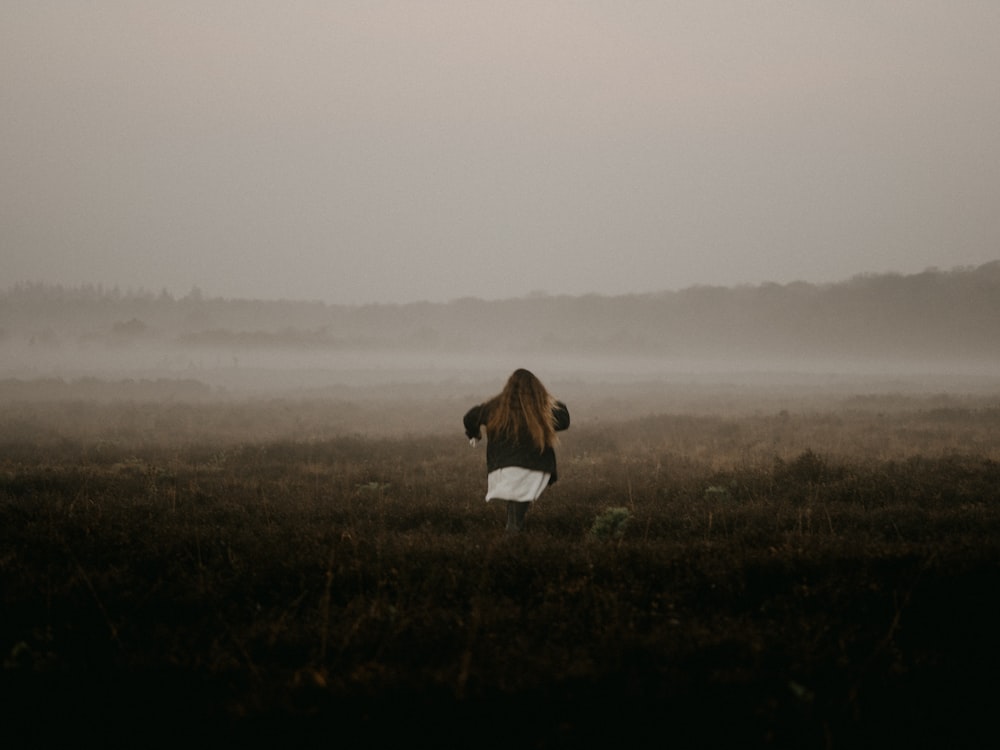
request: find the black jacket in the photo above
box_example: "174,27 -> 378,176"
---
463,400 -> 570,484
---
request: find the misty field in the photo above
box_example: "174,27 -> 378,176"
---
2,384 -> 999,747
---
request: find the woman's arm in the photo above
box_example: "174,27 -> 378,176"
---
553,401 -> 570,431
463,404 -> 485,440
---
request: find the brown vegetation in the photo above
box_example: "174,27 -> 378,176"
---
2,389 -> 999,747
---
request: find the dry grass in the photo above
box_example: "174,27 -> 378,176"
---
2,390 -> 999,747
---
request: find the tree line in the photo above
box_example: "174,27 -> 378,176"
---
2,263 -> 998,364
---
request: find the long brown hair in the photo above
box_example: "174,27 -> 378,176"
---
484,369 -> 558,453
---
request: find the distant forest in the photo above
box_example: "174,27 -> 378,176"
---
2,263 -> 999,364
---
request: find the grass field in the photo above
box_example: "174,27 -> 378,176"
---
2,382 -> 999,747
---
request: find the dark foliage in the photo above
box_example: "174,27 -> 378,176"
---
2,404 -> 999,747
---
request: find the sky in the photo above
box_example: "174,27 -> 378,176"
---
3,1 -> 999,305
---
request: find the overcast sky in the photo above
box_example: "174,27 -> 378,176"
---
3,2 -> 999,304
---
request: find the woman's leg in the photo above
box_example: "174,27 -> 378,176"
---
506,501 -> 530,533
515,501 -> 529,530
505,501 -> 519,533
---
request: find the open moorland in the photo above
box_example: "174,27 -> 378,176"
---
2,376 -> 1000,748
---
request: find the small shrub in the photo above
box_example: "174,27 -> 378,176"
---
590,506 -> 631,540
774,448 -> 848,487
704,481 -> 738,501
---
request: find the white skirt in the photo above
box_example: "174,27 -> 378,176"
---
485,467 -> 551,503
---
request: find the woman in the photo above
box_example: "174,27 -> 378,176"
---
463,369 -> 570,533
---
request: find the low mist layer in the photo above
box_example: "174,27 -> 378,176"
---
2,264 -> 999,396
